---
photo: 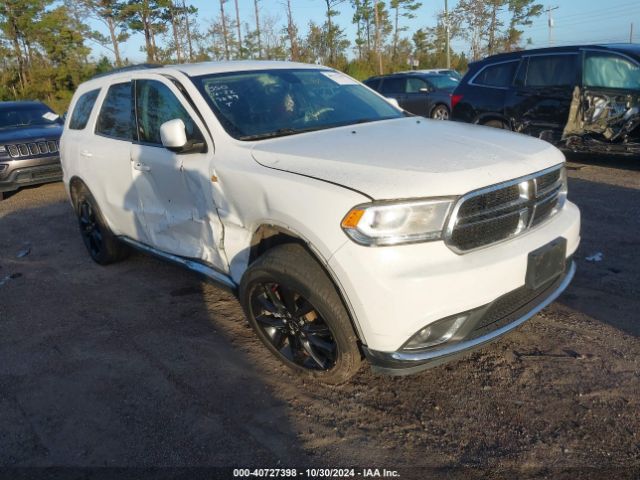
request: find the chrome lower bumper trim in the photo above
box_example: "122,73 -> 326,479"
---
363,261 -> 576,376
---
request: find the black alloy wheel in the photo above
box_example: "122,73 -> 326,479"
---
73,184 -> 129,265
78,199 -> 104,259
249,282 -> 338,371
240,243 -> 362,383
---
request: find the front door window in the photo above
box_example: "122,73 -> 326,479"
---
584,51 -> 640,90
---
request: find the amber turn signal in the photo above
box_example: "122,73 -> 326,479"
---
341,209 -> 365,229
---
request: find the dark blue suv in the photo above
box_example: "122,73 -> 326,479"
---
0,101 -> 64,200
364,72 -> 459,120
451,44 -> 640,156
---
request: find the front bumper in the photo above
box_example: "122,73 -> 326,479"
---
0,156 -> 62,193
363,260 -> 575,375
329,201 -> 580,353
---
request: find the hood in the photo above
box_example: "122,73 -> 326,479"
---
251,117 -> 565,200
0,124 -> 63,144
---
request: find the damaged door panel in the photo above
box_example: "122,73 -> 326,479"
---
563,87 -> 640,154
507,53 -> 580,145
562,48 -> 640,155
131,76 -> 228,270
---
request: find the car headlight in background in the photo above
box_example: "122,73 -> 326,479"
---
341,198 -> 455,246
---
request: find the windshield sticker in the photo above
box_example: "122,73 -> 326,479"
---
205,83 -> 240,108
321,71 -> 359,86
42,112 -> 59,121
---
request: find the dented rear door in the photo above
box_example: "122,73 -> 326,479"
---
506,52 -> 580,143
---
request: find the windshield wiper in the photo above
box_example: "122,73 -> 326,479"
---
240,126 -> 325,141
239,116 -> 404,141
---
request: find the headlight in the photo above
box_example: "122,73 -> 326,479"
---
341,198 -> 455,246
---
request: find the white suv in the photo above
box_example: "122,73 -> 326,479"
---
60,61 -> 580,383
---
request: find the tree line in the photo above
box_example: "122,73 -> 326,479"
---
0,0 -> 542,113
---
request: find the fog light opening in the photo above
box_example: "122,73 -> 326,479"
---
402,314 -> 469,350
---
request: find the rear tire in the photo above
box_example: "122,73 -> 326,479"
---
483,119 -> 509,129
73,184 -> 129,265
240,244 -> 362,384
431,104 -> 450,120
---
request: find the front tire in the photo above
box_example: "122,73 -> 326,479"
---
240,244 -> 362,384
74,185 -> 129,265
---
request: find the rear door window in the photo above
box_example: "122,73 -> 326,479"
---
583,51 -> 640,89
69,89 -> 100,130
380,77 -> 406,94
95,83 -> 132,140
525,54 -> 579,88
473,61 -> 519,88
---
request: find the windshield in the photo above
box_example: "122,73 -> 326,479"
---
0,104 -> 61,130
427,75 -> 460,90
193,69 -> 405,140
439,70 -> 462,79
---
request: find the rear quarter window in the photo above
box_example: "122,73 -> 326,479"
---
472,61 -> 519,88
69,89 -> 100,130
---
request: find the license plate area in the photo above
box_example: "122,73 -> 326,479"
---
526,237 -> 567,289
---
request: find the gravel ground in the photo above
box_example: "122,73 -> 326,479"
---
0,157 -> 639,479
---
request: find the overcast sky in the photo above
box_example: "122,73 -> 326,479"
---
88,0 -> 640,64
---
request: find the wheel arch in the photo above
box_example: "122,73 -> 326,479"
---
247,223 -> 367,346
475,113 -> 512,129
68,176 -> 89,209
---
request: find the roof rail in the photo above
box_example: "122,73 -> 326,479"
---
91,63 -> 164,80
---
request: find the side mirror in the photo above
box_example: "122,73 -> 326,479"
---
385,97 -> 401,109
160,119 -> 205,154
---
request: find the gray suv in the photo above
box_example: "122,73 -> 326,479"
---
0,101 -> 63,200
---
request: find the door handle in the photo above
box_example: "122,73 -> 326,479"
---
134,162 -> 151,172
80,150 -> 93,158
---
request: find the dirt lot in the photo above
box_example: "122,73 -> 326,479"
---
1,157 -> 639,478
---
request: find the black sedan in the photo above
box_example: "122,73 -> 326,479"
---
363,72 -> 459,120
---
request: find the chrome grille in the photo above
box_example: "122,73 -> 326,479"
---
5,139 -> 59,158
445,165 -> 566,253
